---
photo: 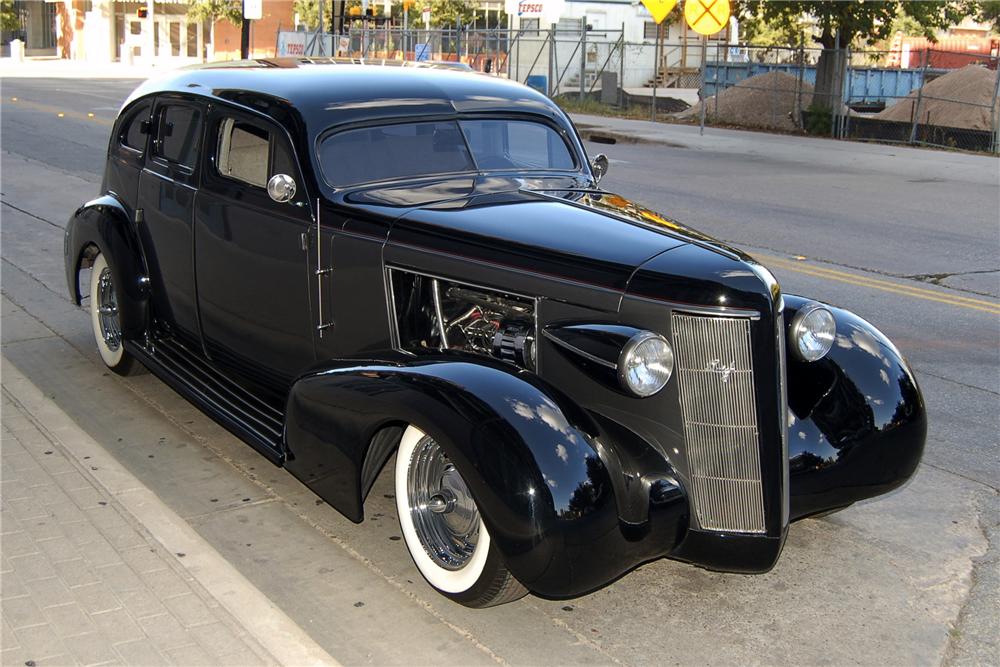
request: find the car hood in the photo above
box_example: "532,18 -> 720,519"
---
377,180 -> 774,312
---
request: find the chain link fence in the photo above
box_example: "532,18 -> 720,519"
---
282,23 -> 1000,154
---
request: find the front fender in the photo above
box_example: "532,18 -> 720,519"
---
64,195 -> 149,338
784,295 -> 926,519
283,353 -> 685,597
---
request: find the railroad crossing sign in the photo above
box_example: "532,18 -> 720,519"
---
640,0 -> 677,25
684,0 -> 730,36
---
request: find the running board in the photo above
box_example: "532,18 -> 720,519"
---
126,336 -> 286,465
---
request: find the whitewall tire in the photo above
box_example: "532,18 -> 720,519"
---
394,425 -> 527,607
89,252 -> 140,376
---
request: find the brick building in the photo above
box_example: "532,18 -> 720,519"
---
2,0 -> 299,63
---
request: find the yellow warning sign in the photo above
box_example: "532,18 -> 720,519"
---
684,0 -> 730,36
641,0 -> 677,25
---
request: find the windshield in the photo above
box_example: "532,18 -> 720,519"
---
318,119 -> 577,187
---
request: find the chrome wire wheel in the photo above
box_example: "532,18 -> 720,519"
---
394,425 -> 527,606
96,265 -> 122,351
406,436 -> 480,571
89,252 -> 139,375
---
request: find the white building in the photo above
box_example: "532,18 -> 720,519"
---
505,0 -> 731,90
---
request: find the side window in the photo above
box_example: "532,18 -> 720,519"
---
216,117 -> 298,192
155,104 -> 202,169
217,119 -> 269,187
120,101 -> 152,152
459,120 -> 575,171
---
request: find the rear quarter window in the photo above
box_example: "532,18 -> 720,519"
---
120,101 -> 152,152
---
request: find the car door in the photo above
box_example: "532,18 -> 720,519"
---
194,105 -> 315,396
136,97 -> 204,343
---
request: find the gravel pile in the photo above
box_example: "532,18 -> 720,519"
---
675,71 -> 814,131
875,65 -> 998,131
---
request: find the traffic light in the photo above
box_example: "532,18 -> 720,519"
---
136,7 -> 147,18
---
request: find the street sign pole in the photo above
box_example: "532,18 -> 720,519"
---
699,35 -> 707,135
241,17 -> 250,59
241,0 -> 263,59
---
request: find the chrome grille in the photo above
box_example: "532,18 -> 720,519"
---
673,313 -> 766,534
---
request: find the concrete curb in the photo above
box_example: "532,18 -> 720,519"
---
1,357 -> 341,667
569,116 -> 690,148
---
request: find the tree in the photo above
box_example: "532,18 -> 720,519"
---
1,0 -> 21,34
737,1 -> 963,111
740,9 -> 810,48
186,0 -> 242,26
889,7 -> 929,37
293,0 -> 323,30
964,0 -> 1000,32
425,0 -> 476,27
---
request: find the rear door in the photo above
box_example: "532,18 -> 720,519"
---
105,98 -> 152,211
136,97 -> 204,341
194,105 -> 315,397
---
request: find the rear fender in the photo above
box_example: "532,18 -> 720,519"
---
783,295 -> 926,519
64,195 -> 149,338
283,353 -> 685,596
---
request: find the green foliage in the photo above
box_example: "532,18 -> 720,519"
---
736,1 -> 963,47
889,7 -> 927,37
294,0 -> 322,30
187,0 -> 243,25
964,0 -> 1000,32
802,103 -> 832,135
1,0 -> 21,34
739,11 -> 810,47
425,0 -> 477,27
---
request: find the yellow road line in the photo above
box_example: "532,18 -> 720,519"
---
756,253 -> 1000,315
6,97 -> 113,126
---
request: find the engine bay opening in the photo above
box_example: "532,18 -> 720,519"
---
389,269 -> 537,370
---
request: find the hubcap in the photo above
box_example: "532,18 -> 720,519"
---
406,436 -> 480,571
96,266 -> 121,351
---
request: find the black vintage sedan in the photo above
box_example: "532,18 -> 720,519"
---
65,60 -> 925,608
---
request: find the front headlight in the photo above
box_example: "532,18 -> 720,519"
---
790,302 -> 836,362
619,331 -> 674,397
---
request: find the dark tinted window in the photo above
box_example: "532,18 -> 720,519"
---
318,119 -> 576,187
460,120 -> 575,171
320,121 -> 473,187
121,102 -> 152,151
155,104 -> 201,168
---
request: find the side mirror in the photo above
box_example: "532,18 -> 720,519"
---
591,154 -> 609,183
267,173 -> 297,203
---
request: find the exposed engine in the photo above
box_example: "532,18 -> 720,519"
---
390,271 -> 536,370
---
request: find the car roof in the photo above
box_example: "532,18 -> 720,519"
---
124,58 -> 570,138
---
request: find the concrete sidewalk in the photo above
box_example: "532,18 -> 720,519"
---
1,360 -> 337,667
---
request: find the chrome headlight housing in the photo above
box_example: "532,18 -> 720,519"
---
619,331 -> 674,397
789,302 -> 836,362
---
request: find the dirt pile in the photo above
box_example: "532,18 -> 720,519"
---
675,71 -> 814,131
875,65 -> 998,131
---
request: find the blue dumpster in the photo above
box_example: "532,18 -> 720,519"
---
526,75 -> 548,94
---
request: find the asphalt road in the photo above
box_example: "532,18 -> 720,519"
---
2,76 -> 997,665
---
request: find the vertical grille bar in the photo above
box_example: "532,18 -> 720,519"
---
673,314 -> 766,534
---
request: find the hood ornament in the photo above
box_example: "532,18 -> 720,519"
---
706,359 -> 737,383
